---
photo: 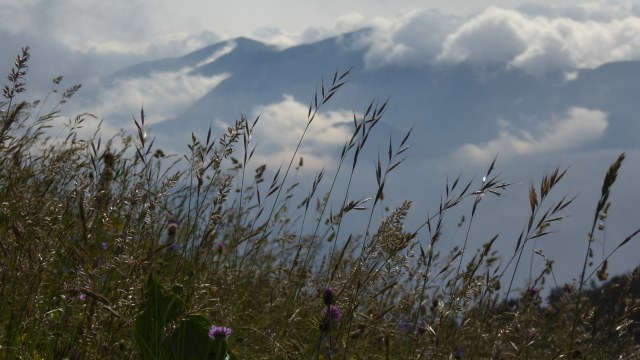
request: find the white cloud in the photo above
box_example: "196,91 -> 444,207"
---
342,1 -> 640,73
357,9 -> 461,68
453,107 -> 608,163
88,69 -> 230,126
518,1 -> 640,21
439,8 -> 531,66
242,95 -> 353,171
250,28 -> 300,49
563,70 -> 579,81
0,0 -> 223,58
438,5 -> 640,73
251,13 -> 372,49
5,0 -> 640,75
73,31 -> 224,58
194,41 -> 237,68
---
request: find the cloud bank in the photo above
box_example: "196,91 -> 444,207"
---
438,6 -> 640,73
357,10 -> 461,69
88,70 -> 230,127
3,1 -> 640,76
356,1 -> 640,73
0,0 -> 223,58
244,95 -> 353,171
453,107 -> 608,163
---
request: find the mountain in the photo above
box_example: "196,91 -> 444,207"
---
106,30 -> 640,289
109,31 -> 640,158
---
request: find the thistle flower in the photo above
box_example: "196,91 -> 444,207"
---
325,305 -> 341,321
320,305 -> 341,331
208,325 -> 232,340
215,242 -> 225,253
322,287 -> 336,305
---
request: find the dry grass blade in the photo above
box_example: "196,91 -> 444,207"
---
529,183 -> 538,213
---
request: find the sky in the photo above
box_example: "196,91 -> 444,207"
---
1,0 -> 639,88
1,0 -> 631,58
0,1 -> 566,48
3,0 -> 639,118
1,0 -> 638,92
2,0 -> 640,291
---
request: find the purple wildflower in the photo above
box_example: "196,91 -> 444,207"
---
320,305 -> 341,331
325,305 -> 341,321
397,318 -> 412,334
214,242 -> 225,253
526,287 -> 540,298
208,325 -> 232,340
322,287 -> 336,305
101,242 -> 108,250
78,293 -> 86,301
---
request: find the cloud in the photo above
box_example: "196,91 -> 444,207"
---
250,13 -> 372,49
453,107 -> 608,163
356,9 -> 461,68
5,0 -> 640,76
81,31 -> 224,58
87,69 -> 230,127
0,0 -> 223,58
518,1 -> 640,22
0,0 -> 154,45
347,1 -> 640,73
438,8 -> 533,67
438,5 -> 640,73
241,95 -> 354,171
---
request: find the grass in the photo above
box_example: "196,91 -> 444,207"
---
1,46 -> 640,359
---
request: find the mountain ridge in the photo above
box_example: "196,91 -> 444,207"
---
106,29 -> 640,158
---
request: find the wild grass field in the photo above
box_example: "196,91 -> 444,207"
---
2,46 -> 640,359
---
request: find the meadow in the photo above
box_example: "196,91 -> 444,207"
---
2,46 -> 640,359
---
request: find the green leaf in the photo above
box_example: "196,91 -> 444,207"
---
168,315 -> 239,360
167,315 -> 212,359
135,278 -> 184,360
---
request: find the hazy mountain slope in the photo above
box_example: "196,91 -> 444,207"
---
104,30 -> 640,289
107,33 -> 640,159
